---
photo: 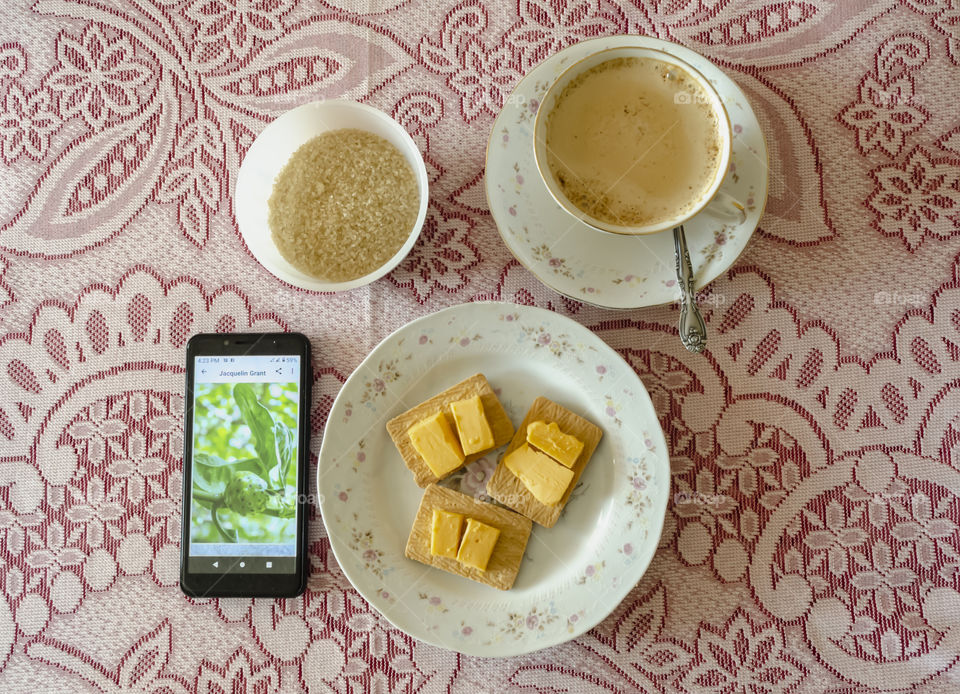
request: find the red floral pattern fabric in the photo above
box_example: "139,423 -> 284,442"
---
0,0 -> 958,691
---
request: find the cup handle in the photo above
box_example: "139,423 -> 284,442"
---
703,190 -> 747,225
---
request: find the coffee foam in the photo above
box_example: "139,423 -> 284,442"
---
544,56 -> 723,228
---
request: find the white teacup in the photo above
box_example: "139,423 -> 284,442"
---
532,45 -> 743,236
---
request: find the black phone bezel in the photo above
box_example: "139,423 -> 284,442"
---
180,332 -> 311,598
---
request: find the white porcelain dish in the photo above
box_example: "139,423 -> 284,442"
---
316,302 -> 670,657
235,100 -> 429,291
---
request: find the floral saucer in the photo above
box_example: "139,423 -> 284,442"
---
316,302 -> 670,657
485,35 -> 768,309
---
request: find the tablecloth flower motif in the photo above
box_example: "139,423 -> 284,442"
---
63,398 -> 127,466
184,0 -> 295,64
802,499 -> 870,577
891,491 -> 959,569
63,474 -> 125,549
16,523 -> 83,637
679,609 -> 805,694
504,0 -> 628,68
867,146 -> 960,250
838,32 -> 931,166
111,428 -> 167,483
838,73 -> 928,158
418,1 -> 521,121
850,539 -> 919,618
388,207 -> 481,303
0,84 -> 60,163
588,582 -> 694,680
194,648 -> 280,694
212,588 -> 458,692
45,24 -> 155,131
449,40 -> 516,122
627,349 -> 697,416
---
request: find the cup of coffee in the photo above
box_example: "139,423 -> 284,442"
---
533,45 -> 742,235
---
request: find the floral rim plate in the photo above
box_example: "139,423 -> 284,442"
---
317,302 -> 670,657
485,35 -> 769,309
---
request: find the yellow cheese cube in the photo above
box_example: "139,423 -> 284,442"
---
430,509 -> 465,559
450,395 -> 495,455
408,412 -> 465,478
527,420 -> 584,468
456,518 -> 500,571
504,444 -> 575,506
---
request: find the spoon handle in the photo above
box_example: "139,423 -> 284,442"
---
673,225 -> 707,353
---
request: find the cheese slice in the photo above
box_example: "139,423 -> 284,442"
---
408,412 -> 465,478
450,395 -> 495,455
504,443 -> 575,506
430,509 -> 465,559
456,517 -> 500,571
527,420 -> 584,468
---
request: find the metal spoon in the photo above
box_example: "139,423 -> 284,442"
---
673,225 -> 707,353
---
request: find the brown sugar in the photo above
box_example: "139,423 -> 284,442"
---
268,129 -> 419,282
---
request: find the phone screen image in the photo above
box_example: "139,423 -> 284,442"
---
188,354 -> 301,574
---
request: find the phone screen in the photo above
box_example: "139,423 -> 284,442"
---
187,353 -> 301,575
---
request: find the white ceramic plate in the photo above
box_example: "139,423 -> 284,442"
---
485,36 -> 769,309
317,303 -> 670,657
235,100 -> 429,292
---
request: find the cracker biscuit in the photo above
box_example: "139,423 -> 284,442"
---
405,484 -> 532,590
387,374 -> 514,487
486,397 -> 603,527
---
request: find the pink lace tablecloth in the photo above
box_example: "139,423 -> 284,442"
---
1,1 -> 959,692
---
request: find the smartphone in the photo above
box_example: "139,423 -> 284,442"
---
180,333 -> 311,598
